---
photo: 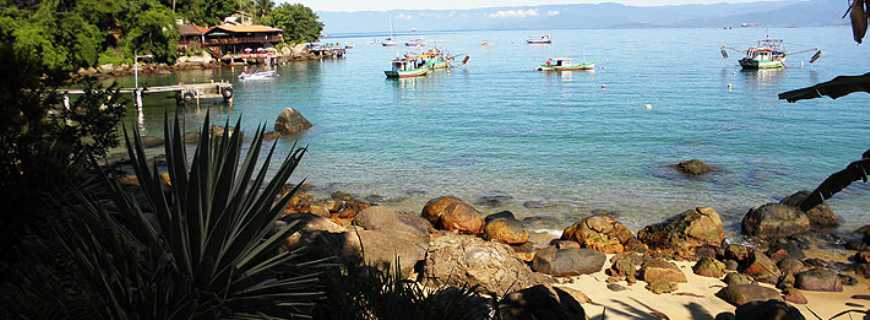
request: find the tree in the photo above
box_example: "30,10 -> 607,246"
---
254,0 -> 273,22
184,0 -> 237,26
269,3 -> 323,43
125,6 -> 178,63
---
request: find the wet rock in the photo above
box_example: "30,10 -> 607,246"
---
776,258 -> 806,275
498,285 -> 586,320
646,280 -> 678,294
724,272 -> 753,287
795,268 -> 842,292
550,239 -> 581,250
741,250 -> 781,285
715,284 -> 782,306
766,240 -> 805,262
641,257 -> 687,283
607,252 -> 641,284
741,203 -> 810,240
675,159 -> 712,176
731,300 -> 804,320
274,107 -> 313,135
780,190 -> 841,229
485,217 -> 529,245
561,215 -> 636,254
523,200 -> 547,208
425,234 -> 550,295
421,196 -> 484,235
694,257 -> 727,278
782,288 -> 807,304
637,207 -> 725,259
485,211 -> 516,224
512,242 -> 536,262
532,247 -> 606,277
364,194 -> 386,203
475,192 -> 513,207
521,216 -> 563,231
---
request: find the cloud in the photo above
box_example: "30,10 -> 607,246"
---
396,13 -> 413,21
487,9 -> 540,18
546,10 -> 560,16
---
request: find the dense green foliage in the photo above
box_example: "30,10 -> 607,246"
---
266,3 -> 324,43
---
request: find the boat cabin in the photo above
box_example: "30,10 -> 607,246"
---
545,57 -> 572,66
391,59 -> 420,72
746,39 -> 785,61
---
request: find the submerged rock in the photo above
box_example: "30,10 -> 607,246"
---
532,247 -> 606,277
637,207 -> 725,259
498,285 -> 586,320
741,203 -> 810,240
561,215 -> 636,254
424,234 -> 550,294
421,196 -> 484,235
674,159 -> 713,176
475,192 -> 514,207
274,107 -> 313,135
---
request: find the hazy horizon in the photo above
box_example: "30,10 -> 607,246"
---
290,0 -> 790,12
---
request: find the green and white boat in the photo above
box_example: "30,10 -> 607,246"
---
721,37 -> 822,70
537,57 -> 594,72
385,57 -> 429,79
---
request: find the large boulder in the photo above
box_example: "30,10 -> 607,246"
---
498,285 -> 586,320
693,257 -> 727,278
637,207 -> 725,259
353,206 -> 430,242
741,203 -> 810,240
641,257 -> 687,283
607,252 -> 641,284
715,285 -> 782,306
561,215 -> 635,254
421,196 -> 484,234
424,234 -> 550,294
274,107 -> 313,135
741,250 -> 781,285
730,300 -> 805,320
674,159 -> 712,176
780,191 -> 841,229
342,229 -> 429,277
485,217 -> 529,245
532,247 -> 606,277
795,268 -> 843,292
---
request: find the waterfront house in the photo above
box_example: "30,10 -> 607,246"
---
177,24 -> 207,51
203,24 -> 284,57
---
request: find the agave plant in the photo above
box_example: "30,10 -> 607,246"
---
7,112 -> 330,319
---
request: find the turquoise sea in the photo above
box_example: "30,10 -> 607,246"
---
116,27 -> 870,230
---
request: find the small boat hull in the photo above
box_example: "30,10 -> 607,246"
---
385,68 -> 429,79
739,58 -> 784,70
527,39 -> 552,44
537,64 -> 595,72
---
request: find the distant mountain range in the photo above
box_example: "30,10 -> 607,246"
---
318,0 -> 845,34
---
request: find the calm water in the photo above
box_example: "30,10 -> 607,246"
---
115,27 -> 870,230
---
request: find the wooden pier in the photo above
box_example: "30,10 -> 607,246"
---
61,81 -> 234,108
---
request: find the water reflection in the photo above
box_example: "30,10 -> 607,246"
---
739,69 -> 785,88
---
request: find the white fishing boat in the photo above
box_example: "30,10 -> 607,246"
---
405,38 -> 426,47
527,34 -> 552,44
239,70 -> 278,80
382,19 -> 397,47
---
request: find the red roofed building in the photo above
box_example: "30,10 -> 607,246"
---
177,24 -> 207,51
203,24 -> 284,56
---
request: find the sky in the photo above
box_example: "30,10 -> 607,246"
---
288,0 -> 781,12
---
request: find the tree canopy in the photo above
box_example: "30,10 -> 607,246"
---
267,3 -> 323,43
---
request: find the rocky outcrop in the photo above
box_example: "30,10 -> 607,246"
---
715,284 -> 782,306
274,107 -> 313,135
498,285 -> 586,320
424,234 -> 550,294
637,207 -> 725,259
693,257 -> 727,278
780,190 -> 841,229
532,247 -> 606,277
795,268 -> 843,292
674,159 -> 712,176
485,217 -> 529,245
421,196 -> 485,234
561,215 -> 637,254
741,203 -> 810,240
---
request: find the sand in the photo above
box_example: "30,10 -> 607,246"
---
555,256 -> 869,320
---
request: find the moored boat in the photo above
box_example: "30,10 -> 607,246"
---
527,34 -> 552,44
382,37 -> 397,47
385,56 -> 429,79
239,70 -> 278,80
536,58 -> 594,72
721,37 -> 821,70
405,38 -> 426,47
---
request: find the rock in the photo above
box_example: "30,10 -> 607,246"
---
766,240 -> 805,262
675,159 -> 712,176
724,244 -> 753,265
646,280 -> 678,294
98,64 -> 115,74
475,192 -> 513,207
641,257 -> 687,283
343,229 -> 428,277
183,132 -> 201,144
274,107 -> 313,135
732,300 -> 804,320
523,200 -> 547,208
741,203 -> 810,240
780,190 -> 841,229
284,213 -> 347,234
421,196 -> 484,234
485,218 -> 529,245
777,272 -> 795,289
117,175 -> 140,188
558,286 -> 591,304
485,211 -> 516,223
607,283 -> 628,292
795,268 -> 843,292
424,234 -> 550,295
353,206 -> 430,242
532,247 -> 606,277
637,207 -> 725,259
550,239 -> 581,250
742,250 -> 781,285
262,131 -> 281,141
607,252 -> 640,284
561,215 -> 635,254
782,288 -> 807,304
694,257 -> 727,278
777,258 -> 806,275
141,136 -> 164,148
724,272 -> 753,286
512,243 -> 536,262
498,285 -> 586,320
521,216 -> 563,230
715,284 -> 782,306
725,260 -> 739,271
